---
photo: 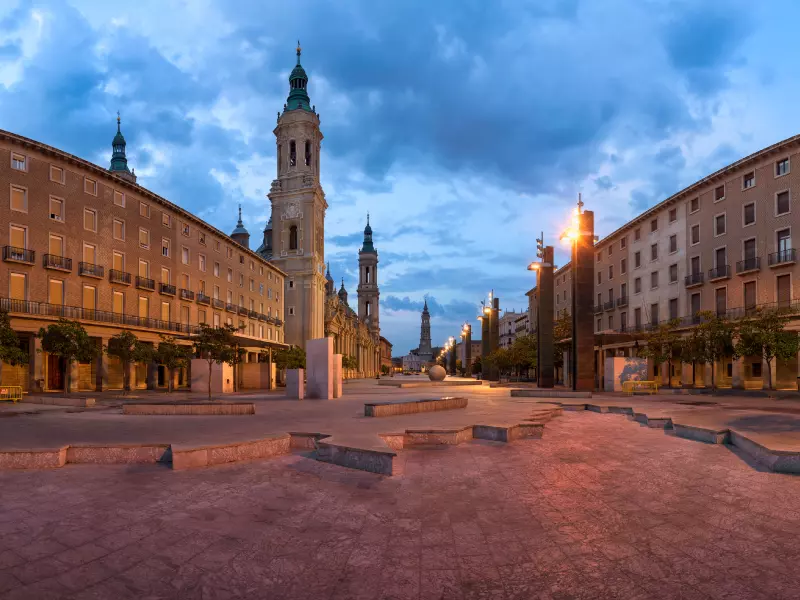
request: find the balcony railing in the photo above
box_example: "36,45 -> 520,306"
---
212,298 -> 224,309
43,254 -> 72,271
768,249 -> 796,266
79,262 -> 104,278
616,296 -> 629,308
238,306 -> 249,316
736,257 -> 760,274
2,246 -> 35,264
0,297 -> 200,335
258,313 -> 268,322
160,283 -> 176,296
197,293 -> 211,305
109,269 -> 131,285
226,303 -> 236,313
135,276 -> 155,291
708,265 -> 730,281
685,272 -> 704,287
603,301 -> 615,311
248,309 -> 259,319
593,305 -> 603,314
179,289 -> 195,301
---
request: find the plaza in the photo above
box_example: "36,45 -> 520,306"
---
1,379 -> 800,599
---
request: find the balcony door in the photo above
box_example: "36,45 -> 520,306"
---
10,226 -> 26,249
744,281 -> 756,311
715,287 -> 727,316
777,274 -> 791,307
743,238 -> 756,260
49,234 -> 64,256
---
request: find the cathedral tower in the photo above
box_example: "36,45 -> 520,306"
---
230,205 -> 250,249
109,112 -> 136,183
418,299 -> 432,360
266,43 -> 327,347
357,213 -> 379,337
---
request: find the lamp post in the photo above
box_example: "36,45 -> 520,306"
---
461,322 -> 472,378
448,336 -> 457,375
528,231 -> 555,388
560,194 -> 597,392
478,291 -> 500,381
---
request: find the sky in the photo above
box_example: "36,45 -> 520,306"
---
2,0 -> 800,354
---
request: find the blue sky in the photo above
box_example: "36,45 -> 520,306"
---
2,0 -> 800,354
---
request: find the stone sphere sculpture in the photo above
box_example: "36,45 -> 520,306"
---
428,365 -> 446,381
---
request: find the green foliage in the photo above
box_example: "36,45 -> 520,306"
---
484,348 -> 512,375
678,326 -> 705,386
154,336 -> 192,393
0,310 -> 28,386
380,364 -> 390,375
106,330 -> 153,392
192,323 -> 239,400
553,310 -> 572,368
694,311 -> 735,390
273,346 -> 306,370
637,319 -> 682,385
509,334 -> 537,374
734,308 -> 800,390
471,356 -> 482,375
38,319 -> 98,395
342,354 -> 358,370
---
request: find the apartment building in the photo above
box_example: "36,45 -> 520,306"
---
499,309 -> 521,348
1,126 -> 287,392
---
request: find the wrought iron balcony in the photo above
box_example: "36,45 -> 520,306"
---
736,257 -> 761,274
768,249 -> 796,267
196,293 -> 211,305
226,302 -> 237,312
180,289 -> 195,301
212,298 -> 224,309
160,283 -> 176,296
258,313 -> 268,322
2,246 -> 34,264
708,265 -> 730,281
616,296 -> 629,308
43,254 -> 72,271
593,305 -> 603,314
248,309 -> 259,319
603,301 -> 615,311
109,269 -> 131,285
79,262 -> 104,278
135,276 -> 155,291
238,305 -> 249,316
685,272 -> 704,287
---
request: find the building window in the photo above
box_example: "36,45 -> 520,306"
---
50,165 -> 65,183
289,306 -> 295,316
11,153 -> 26,171
215,240 -> 221,252
199,254 -> 207,272
669,235 -> 677,254
213,262 -> 220,277
634,277 -> 641,294
289,280 -> 295,289
112,252 -> 124,272
113,219 -> 125,240
289,225 -> 298,250
608,265 -> 613,279
82,285 -> 97,311
138,259 -> 149,278
650,303 -> 659,325
691,256 -> 701,275
743,202 -> 756,226
140,202 -> 150,218
162,213 -> 171,228
690,197 -> 699,213
83,244 -> 97,266
669,264 -> 678,283
84,208 -> 97,232
596,251 -> 602,263
650,271 -> 658,289
227,268 -> 233,282
715,213 -> 726,237
139,228 -> 150,249
259,283 -> 264,296
9,272 -> 27,301
179,247 -> 189,265
607,245 -> 613,257
650,218 -> 658,233
620,237 -> 626,249
668,208 -> 677,223
161,238 -> 170,258
113,190 -> 125,207
776,191 -> 790,216
608,315 -> 613,330
714,185 -> 725,202
199,232 -> 206,246
596,318 -> 601,331
634,251 -> 641,269
743,171 -> 755,190
669,298 -> 678,320
84,178 -> 97,196
238,273 -> 244,287
776,158 -> 790,177
634,228 -> 641,241
620,258 -> 627,274
289,141 -> 296,167
50,279 -> 65,305
777,229 -> 791,254
691,224 -> 700,245
249,278 -> 254,292
239,255 -> 244,265
50,197 -> 64,222
10,185 -> 27,212
650,243 -> 658,261
182,223 -> 190,237
597,271 -> 602,285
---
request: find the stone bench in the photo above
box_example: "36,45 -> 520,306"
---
122,402 -> 255,416
364,396 -> 467,417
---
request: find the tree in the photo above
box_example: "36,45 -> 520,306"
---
456,359 -> 463,375
38,319 -> 98,396
273,345 -> 306,370
192,324 -> 238,401
154,336 -> 192,393
380,364 -> 390,375
484,348 -> 512,376
106,330 -> 153,393
678,326 -> 705,387
694,311 -> 735,390
510,334 -> 537,377
342,354 -> 358,370
471,355 -> 482,375
553,310 -> 572,372
638,319 -> 682,386
734,309 -> 800,390
0,310 -> 28,386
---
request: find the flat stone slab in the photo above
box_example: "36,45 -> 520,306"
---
122,402 -> 255,416
510,389 -> 592,398
20,395 -> 96,407
0,444 -> 170,469
171,434 -> 290,470
378,380 -> 483,388
364,396 -> 467,417
315,435 -> 396,475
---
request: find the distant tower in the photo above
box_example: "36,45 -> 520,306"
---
418,299 -> 432,359
266,42 -> 327,348
256,216 -> 273,259
109,112 -> 136,183
325,262 -> 335,296
357,213 -> 379,336
230,205 -> 250,249
338,278 -> 348,305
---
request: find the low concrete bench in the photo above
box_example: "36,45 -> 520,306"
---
364,396 -> 467,417
123,403 -> 255,416
622,380 -> 658,395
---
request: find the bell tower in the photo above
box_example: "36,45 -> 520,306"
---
357,213 -> 380,338
267,42 -> 327,348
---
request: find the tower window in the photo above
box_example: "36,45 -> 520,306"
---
289,141 -> 296,167
305,141 -> 312,167
278,145 -> 282,171
366,301 -> 371,317
289,225 -> 298,250
365,266 -> 371,283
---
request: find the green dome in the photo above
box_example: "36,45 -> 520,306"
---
285,42 -> 312,112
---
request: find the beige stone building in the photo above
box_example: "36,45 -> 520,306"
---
0,122 -> 287,392
527,134 -> 800,390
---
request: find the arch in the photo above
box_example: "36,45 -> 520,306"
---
365,266 -> 371,284
304,140 -> 312,167
289,225 -> 298,250
365,301 -> 371,317
289,140 -> 296,167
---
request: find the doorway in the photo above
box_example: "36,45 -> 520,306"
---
47,354 -> 65,391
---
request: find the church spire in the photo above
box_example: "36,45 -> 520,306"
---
230,204 -> 250,248
109,112 -> 136,183
285,41 -> 311,112
360,212 -> 376,254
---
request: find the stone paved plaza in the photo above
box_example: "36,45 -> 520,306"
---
2,408 -> 800,600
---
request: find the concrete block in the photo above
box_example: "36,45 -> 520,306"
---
673,424 -> 729,444
315,440 -> 396,475
286,369 -> 304,400
405,427 -> 473,446
333,354 -> 343,398
289,432 -> 328,449
364,397 -> 468,417
510,389 -> 592,398
66,445 -> 171,464
122,403 -> 255,416
22,396 -> 95,408
0,447 -> 67,469
190,359 -> 233,396
171,434 -> 290,470
306,338 -> 333,400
